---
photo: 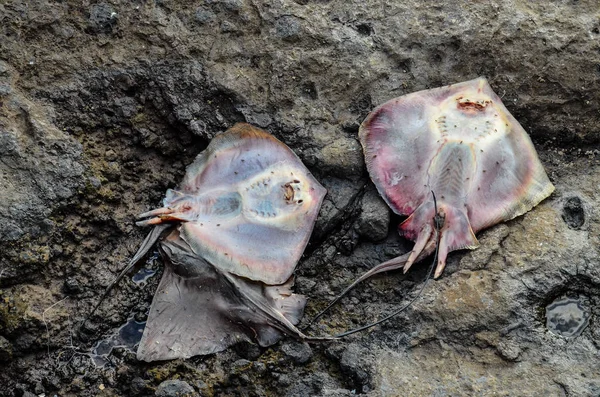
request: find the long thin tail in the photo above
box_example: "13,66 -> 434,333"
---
306,191 -> 441,332
305,252 -> 414,329
223,272 -> 337,342
79,225 -> 169,331
329,191 -> 442,337
334,239 -> 438,337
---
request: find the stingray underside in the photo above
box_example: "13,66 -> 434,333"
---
359,77 -> 555,277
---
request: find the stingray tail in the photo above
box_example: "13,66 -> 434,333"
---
79,224 -> 169,331
305,248 -> 434,329
224,273 -> 337,343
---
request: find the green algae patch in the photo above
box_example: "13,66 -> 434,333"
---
0,289 -> 28,334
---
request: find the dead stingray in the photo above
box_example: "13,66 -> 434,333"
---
119,123 -> 326,361
311,77 -> 554,327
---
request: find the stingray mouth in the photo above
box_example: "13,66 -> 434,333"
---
456,96 -> 491,113
283,180 -> 304,205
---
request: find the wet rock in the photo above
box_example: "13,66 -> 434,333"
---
130,377 -> 149,395
313,177 -> 363,240
496,339 -> 522,362
545,295 -> 591,337
1,0 -> 600,395
281,341 -> 313,365
284,371 -> 349,397
194,8 -> 216,25
233,341 -> 262,360
88,3 -> 118,34
220,21 -> 239,34
63,277 -> 81,294
155,379 -> 197,397
274,16 -> 302,42
223,0 -> 244,12
252,361 -> 266,375
355,187 -> 390,242
231,358 -> 252,373
318,137 -> 364,177
0,335 -> 13,362
561,196 -> 586,229
339,344 -> 373,392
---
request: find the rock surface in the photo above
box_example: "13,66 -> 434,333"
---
155,380 -> 197,397
0,0 -> 599,396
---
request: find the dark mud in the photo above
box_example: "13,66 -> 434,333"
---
1,1 -> 599,396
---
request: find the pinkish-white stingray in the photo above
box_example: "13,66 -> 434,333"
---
309,78 -> 555,329
129,123 -> 326,361
361,77 -> 554,279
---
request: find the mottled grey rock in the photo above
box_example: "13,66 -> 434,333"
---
318,137 -> 364,177
274,16 -> 302,42
0,65 -> 84,283
313,176 -> 364,240
560,195 -> 587,230
194,8 -> 216,25
281,341 -> 313,365
355,187 -> 390,241
496,339 -> 522,362
155,379 -> 196,397
220,20 -> 238,33
88,3 -> 117,34
0,336 -> 12,363
222,0 -> 243,12
339,344 -> 373,392
231,358 -> 252,373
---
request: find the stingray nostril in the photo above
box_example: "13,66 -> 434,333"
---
562,196 -> 585,229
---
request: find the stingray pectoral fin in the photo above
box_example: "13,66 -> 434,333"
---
263,278 -> 307,326
181,123 -> 311,193
137,263 -> 254,362
464,82 -> 555,232
138,255 -> 332,362
138,229 -> 316,362
359,87 -> 446,216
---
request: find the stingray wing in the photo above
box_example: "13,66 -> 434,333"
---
359,83 -> 450,216
462,80 -> 555,232
180,209 -> 317,286
137,231 -> 308,362
181,123 -> 306,193
179,123 -> 326,285
137,260 -> 250,361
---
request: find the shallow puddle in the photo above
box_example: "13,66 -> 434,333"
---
132,267 -> 156,284
545,295 -> 591,337
90,315 -> 145,367
132,252 -> 159,284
